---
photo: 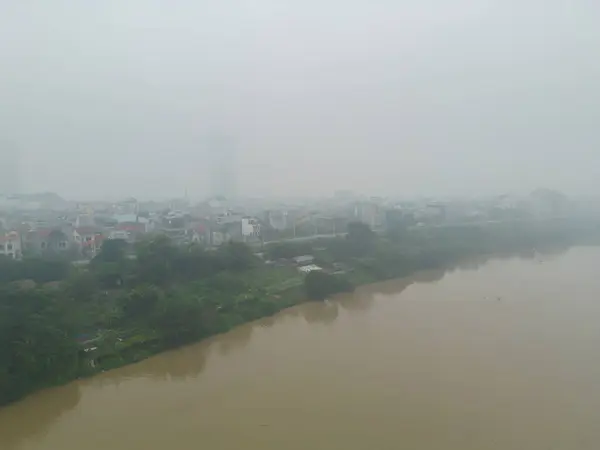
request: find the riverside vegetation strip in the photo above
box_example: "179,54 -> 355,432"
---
1,218 -> 599,406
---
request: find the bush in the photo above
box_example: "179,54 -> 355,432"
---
264,242 -> 313,260
304,271 -> 354,300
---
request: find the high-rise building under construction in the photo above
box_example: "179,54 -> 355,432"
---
207,134 -> 236,199
0,142 -> 20,195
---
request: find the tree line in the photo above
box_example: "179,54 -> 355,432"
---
2,218 -> 600,406
0,236 -> 295,405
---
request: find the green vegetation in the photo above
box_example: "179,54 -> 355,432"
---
305,271 -> 354,300
0,237 -> 303,406
2,218 -> 600,406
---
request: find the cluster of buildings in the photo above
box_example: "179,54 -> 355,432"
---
1,136 -> 589,263
0,196 -> 262,261
0,187 -> 583,262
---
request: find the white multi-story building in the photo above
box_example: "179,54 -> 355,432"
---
0,231 -> 22,259
241,217 -> 261,238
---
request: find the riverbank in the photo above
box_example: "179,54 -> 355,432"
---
5,246 -> 600,450
2,218 -> 600,406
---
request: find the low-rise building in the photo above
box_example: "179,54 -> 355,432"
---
293,255 -> 315,266
109,222 -> 148,243
298,264 -> 322,273
0,231 -> 22,259
187,223 -> 209,246
74,227 -> 104,258
24,228 -> 72,256
241,217 -> 261,240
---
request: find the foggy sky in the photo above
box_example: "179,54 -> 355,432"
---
1,1 -> 599,200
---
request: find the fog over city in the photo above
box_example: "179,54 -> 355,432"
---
1,1 -> 599,200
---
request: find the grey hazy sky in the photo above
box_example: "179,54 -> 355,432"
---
1,1 -> 599,200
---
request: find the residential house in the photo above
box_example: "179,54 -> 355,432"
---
24,228 -> 72,256
297,264 -> 322,273
241,217 -> 261,242
110,222 -> 147,243
108,230 -> 129,241
113,213 -> 146,224
293,255 -> 315,266
160,211 -> 189,245
186,221 -> 210,246
209,211 -> 244,245
0,231 -> 22,259
75,214 -> 95,228
73,227 -> 104,258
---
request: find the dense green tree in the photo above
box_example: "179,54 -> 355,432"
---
0,257 -> 70,284
216,241 -> 258,271
2,219 -> 600,406
265,242 -> 313,260
119,285 -> 164,319
172,246 -> 221,280
150,289 -> 205,345
135,235 -> 179,285
94,238 -> 128,264
64,271 -> 99,301
0,285 -> 79,405
346,221 -> 376,255
304,271 -> 354,300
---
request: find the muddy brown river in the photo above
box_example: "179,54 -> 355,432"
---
2,246 -> 600,449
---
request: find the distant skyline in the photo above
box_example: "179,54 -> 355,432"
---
2,1 -> 600,199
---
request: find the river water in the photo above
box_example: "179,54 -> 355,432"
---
3,246 -> 600,449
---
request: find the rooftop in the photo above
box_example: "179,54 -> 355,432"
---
293,255 -> 315,265
298,264 -> 322,273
